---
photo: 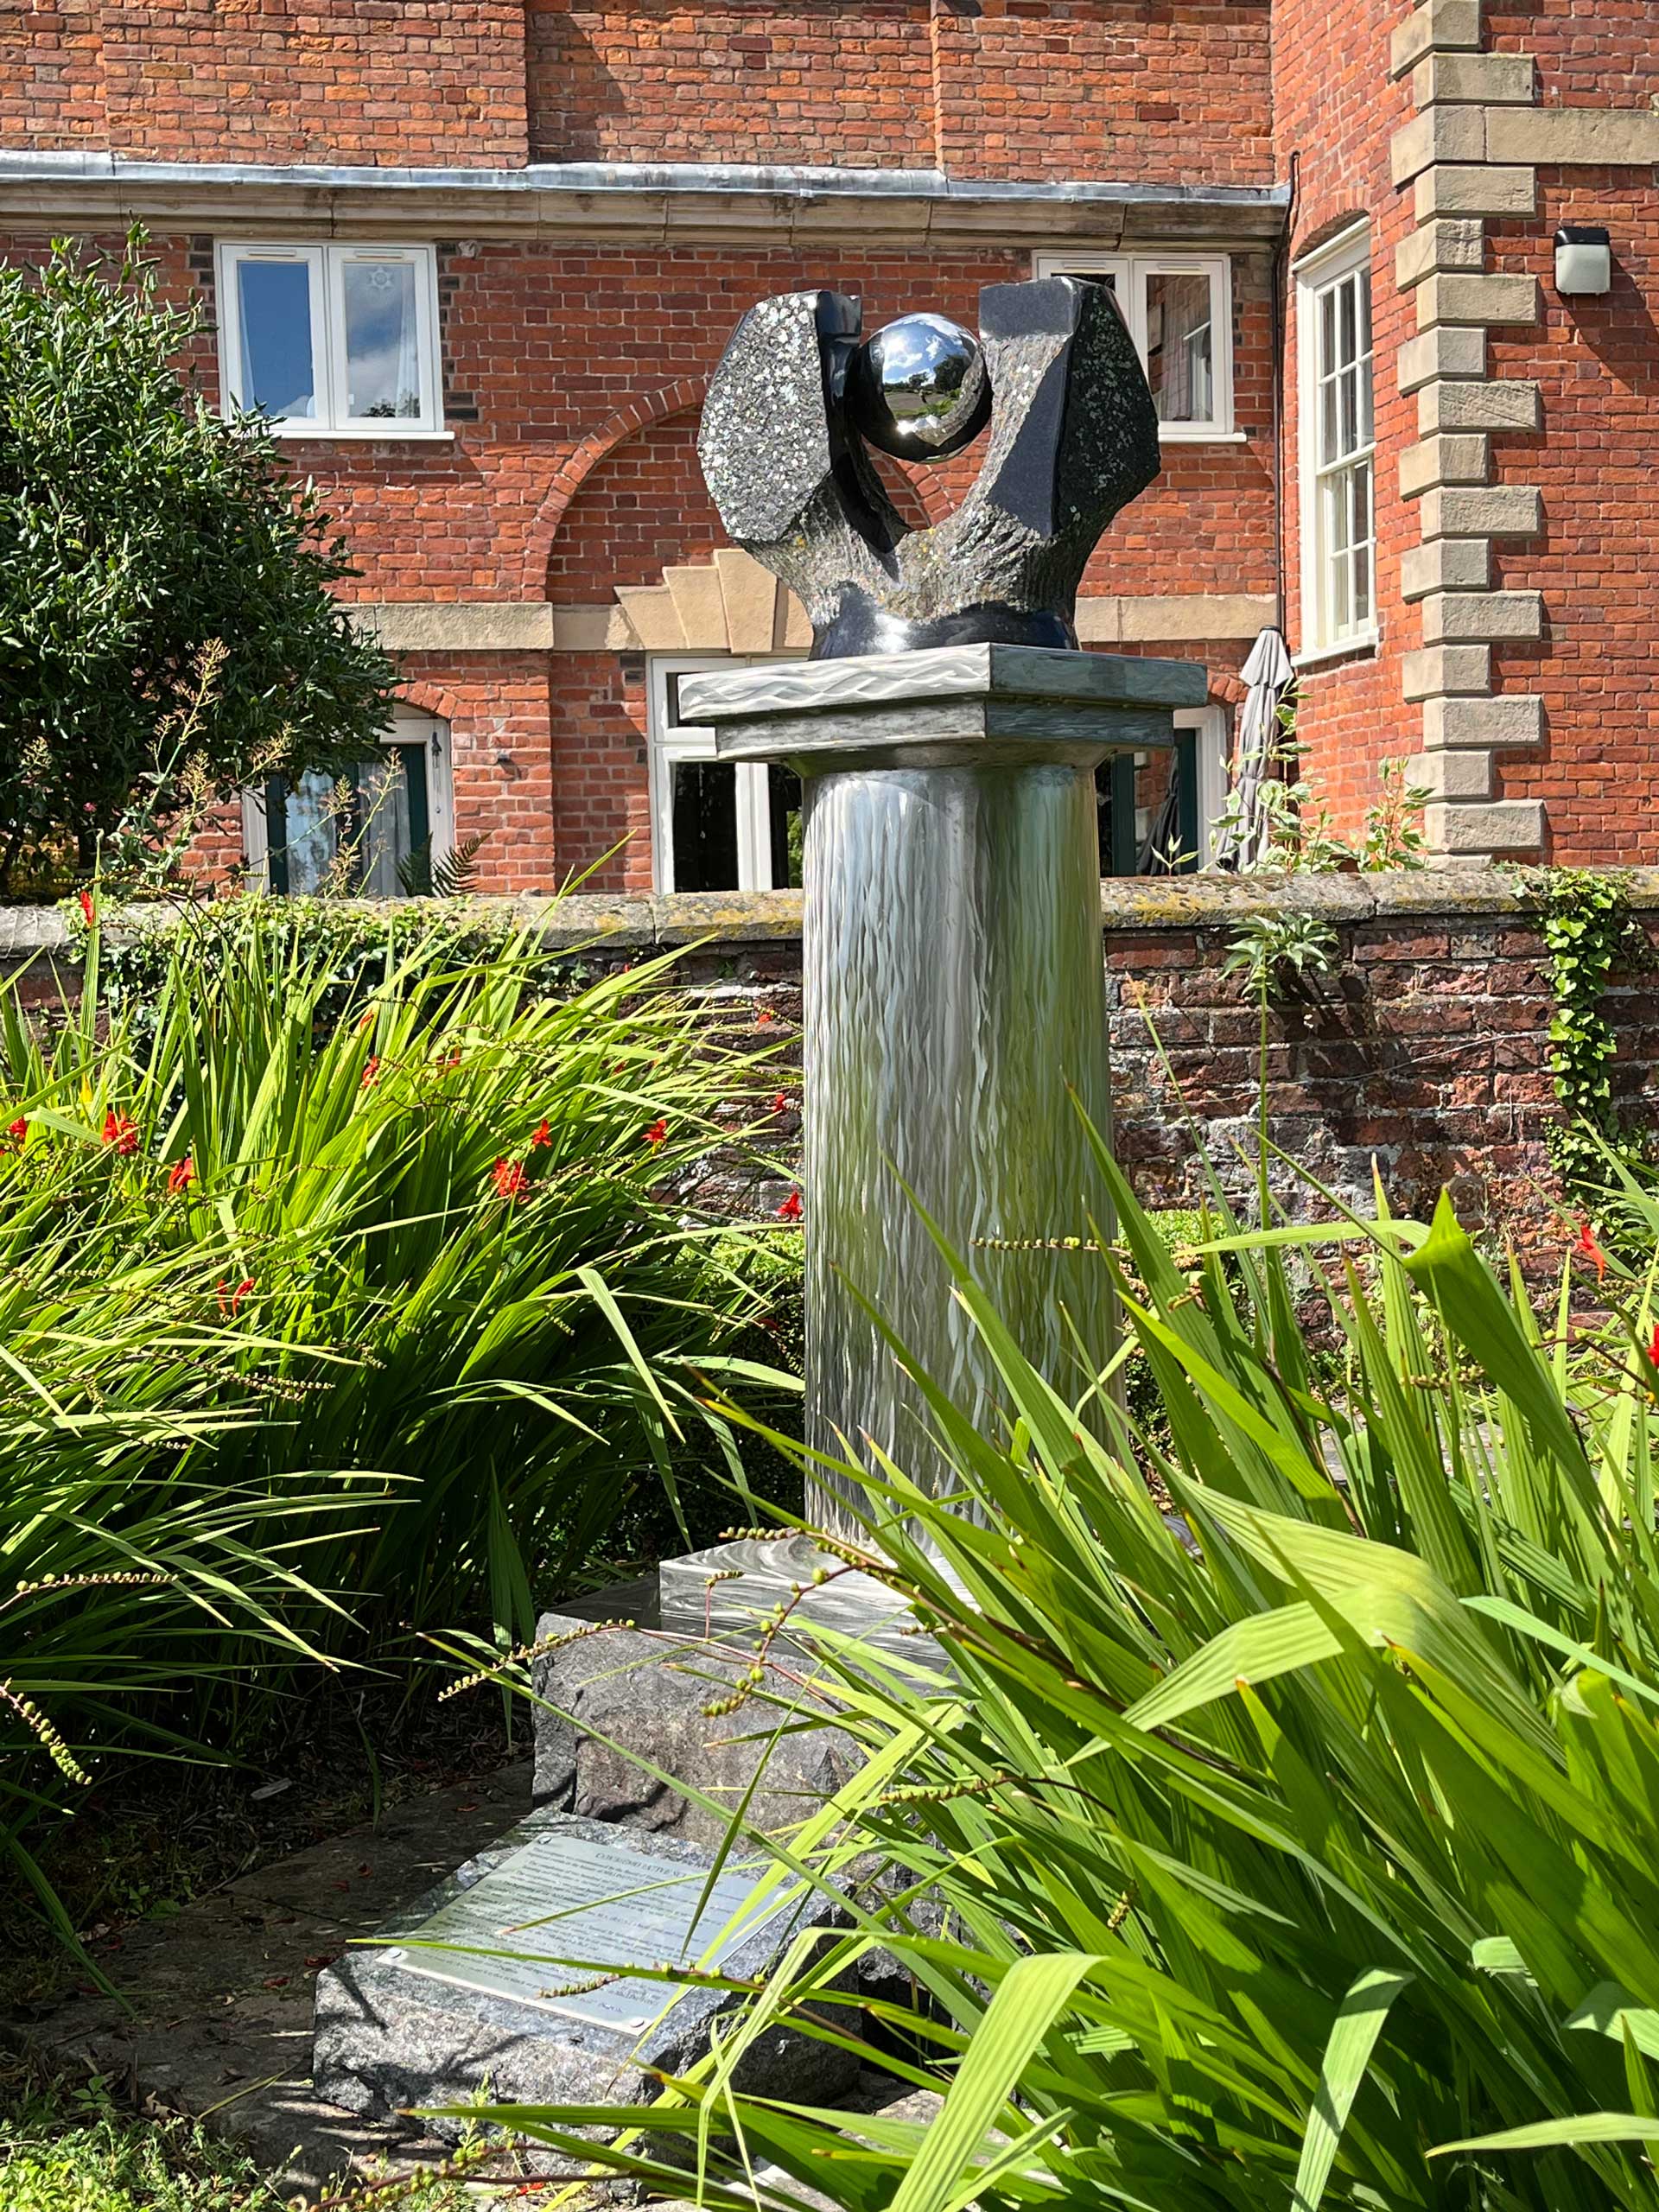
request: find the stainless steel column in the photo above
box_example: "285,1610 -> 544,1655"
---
680,643 -> 1206,1541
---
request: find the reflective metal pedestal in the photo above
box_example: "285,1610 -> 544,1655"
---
679,644 -> 1206,1543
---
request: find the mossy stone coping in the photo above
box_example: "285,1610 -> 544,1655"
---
7,868 -> 1659,963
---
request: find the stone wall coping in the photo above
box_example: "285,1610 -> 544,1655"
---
6,869 -> 1659,963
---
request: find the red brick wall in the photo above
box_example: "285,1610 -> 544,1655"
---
398,655 -> 561,895
525,1 -> 1271,178
929,0 -> 1273,183
1,3 -> 105,148
1273,0 -> 1417,838
2,1 -> 528,163
1486,0 -> 1659,106
1486,170 -> 1659,864
525,2 -> 935,165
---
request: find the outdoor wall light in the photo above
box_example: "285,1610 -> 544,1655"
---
1554,224 -> 1612,296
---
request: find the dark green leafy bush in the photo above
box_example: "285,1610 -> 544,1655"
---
0,231 -> 396,890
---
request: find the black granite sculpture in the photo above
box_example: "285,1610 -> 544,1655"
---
696,276 -> 1160,658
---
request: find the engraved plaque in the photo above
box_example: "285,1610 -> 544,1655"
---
380,1831 -> 787,2034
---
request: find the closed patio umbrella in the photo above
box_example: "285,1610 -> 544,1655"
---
1214,625 -> 1293,872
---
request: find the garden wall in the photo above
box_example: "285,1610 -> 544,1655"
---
8,868 -> 1657,1250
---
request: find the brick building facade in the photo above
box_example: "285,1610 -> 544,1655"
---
2,2 -> 1655,890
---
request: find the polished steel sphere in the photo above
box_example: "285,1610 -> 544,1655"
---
848,312 -> 991,461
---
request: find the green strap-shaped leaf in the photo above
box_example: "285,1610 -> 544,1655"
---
1292,1968 -> 1410,2212
885,1950 -> 1099,2212
1432,2113 -> 1659,2155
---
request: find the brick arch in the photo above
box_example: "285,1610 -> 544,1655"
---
524,378 -> 707,594
394,677 -> 461,722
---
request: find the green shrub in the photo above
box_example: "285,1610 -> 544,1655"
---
1,903 -> 785,1946
484,1145 -> 1659,2211
0,232 -> 397,893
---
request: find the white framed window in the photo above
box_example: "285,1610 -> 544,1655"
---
1296,223 -> 1376,661
648,657 -> 804,894
1098,705 -> 1230,874
242,705 -> 455,897
1033,251 -> 1236,440
216,244 -> 446,438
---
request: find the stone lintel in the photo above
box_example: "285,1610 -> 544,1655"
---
353,602 -> 557,652
1390,0 -> 1483,79
1487,106 -> 1659,166
1416,164 -> 1535,219
1400,432 -> 1491,498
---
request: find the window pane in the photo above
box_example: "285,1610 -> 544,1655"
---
671,760 -> 740,892
276,768 -> 338,893
1146,270 -> 1213,423
236,260 -> 316,418
1338,276 -> 1357,369
354,747 -> 429,897
1320,287 -> 1337,378
1339,366 -> 1358,458
342,258 -> 423,421
767,765 -> 804,890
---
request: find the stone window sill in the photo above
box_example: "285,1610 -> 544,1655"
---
1294,630 -> 1379,672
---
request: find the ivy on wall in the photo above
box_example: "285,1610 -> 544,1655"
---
1531,868 -> 1654,1198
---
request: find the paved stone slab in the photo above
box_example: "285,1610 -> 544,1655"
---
3,1762 -> 534,2202
314,1810 -> 861,2176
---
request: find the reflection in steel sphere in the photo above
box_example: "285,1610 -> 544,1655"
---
847,313 -> 991,461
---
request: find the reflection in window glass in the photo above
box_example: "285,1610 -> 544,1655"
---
264,747 -> 432,898
1146,271 -> 1214,425
342,259 -> 422,422
671,760 -> 741,892
237,261 -> 316,419
768,766 -> 804,889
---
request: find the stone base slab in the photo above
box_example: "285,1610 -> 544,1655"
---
313,1809 -> 858,2174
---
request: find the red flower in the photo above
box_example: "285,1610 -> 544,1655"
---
1649,1320 -> 1659,1370
771,1091 -> 790,1116
755,1008 -> 776,1027
641,1117 -> 668,1147
359,1057 -> 380,1090
77,889 -> 96,928
491,1158 -> 530,1202
531,1117 -> 552,1149
1577,1217 -> 1608,1284
777,1190 -> 803,1222
4,1118 -> 24,1146
101,1109 -> 138,1156
217,1277 -> 254,1316
166,1155 -> 194,1194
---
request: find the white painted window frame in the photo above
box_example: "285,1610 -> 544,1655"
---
216,242 -> 447,438
648,654 -> 802,895
1295,221 -> 1377,664
241,704 -> 455,892
1033,250 -> 1237,441
1185,703 -> 1231,868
